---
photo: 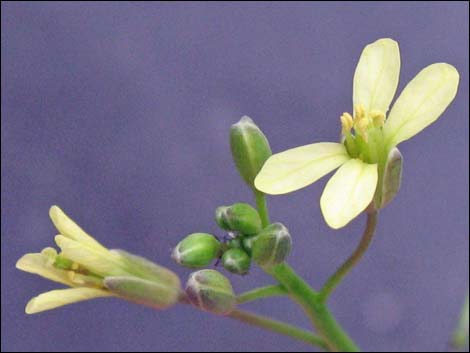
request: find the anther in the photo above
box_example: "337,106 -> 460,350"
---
340,113 -> 354,134
354,104 -> 365,120
370,110 -> 385,127
355,118 -> 370,142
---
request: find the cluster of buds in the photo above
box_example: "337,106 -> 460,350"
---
173,202 -> 292,277
16,206 -> 182,314
174,204 -> 292,315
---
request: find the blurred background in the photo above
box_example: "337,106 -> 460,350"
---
1,2 -> 468,352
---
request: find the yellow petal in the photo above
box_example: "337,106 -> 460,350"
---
16,253 -> 74,287
320,159 -> 378,229
49,206 -> 106,251
384,63 -> 459,147
254,143 -> 350,195
25,288 -> 111,314
55,235 -> 128,277
353,38 -> 400,114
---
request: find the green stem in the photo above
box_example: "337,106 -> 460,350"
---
237,285 -> 287,304
254,190 -> 270,227
228,309 -> 328,350
452,292 -> 469,349
271,263 -> 359,352
180,296 -> 326,349
319,212 -> 378,303
253,191 -> 359,351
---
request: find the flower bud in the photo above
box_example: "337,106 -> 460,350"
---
215,206 -> 231,231
228,237 -> 242,249
241,234 -> 258,256
380,147 -> 403,208
230,116 -> 272,190
215,203 -> 262,235
252,223 -> 292,268
221,248 -> 251,275
104,276 -> 181,309
172,233 -> 221,268
185,270 -> 236,315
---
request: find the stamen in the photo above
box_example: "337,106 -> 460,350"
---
355,117 -> 370,142
340,113 -> 354,134
370,110 -> 385,127
354,104 -> 365,120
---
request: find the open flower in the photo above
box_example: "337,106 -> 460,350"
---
16,206 -> 181,314
255,38 -> 459,229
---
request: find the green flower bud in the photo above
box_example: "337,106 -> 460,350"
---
241,234 -> 258,256
380,147 -> 403,208
172,233 -> 220,268
215,203 -> 262,235
228,237 -> 242,249
185,269 -> 236,315
252,223 -> 292,268
230,116 -> 272,190
104,276 -> 181,310
215,206 -> 231,231
222,248 -> 251,275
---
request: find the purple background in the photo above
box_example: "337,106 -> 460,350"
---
2,2 -> 468,352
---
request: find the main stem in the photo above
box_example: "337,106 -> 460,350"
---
270,263 -> 359,352
319,211 -> 378,302
253,190 -> 359,352
228,309 -> 328,350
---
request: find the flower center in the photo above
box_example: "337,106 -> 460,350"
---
52,254 -> 104,287
340,104 -> 386,164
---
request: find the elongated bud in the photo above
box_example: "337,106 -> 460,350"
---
222,248 -> 251,275
215,203 -> 262,235
185,270 -> 236,315
111,249 -> 181,289
104,276 -> 180,309
380,147 -> 403,208
252,223 -> 292,268
172,233 -> 221,268
230,116 -> 272,190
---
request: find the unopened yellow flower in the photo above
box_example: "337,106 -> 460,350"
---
255,38 -> 459,229
16,206 -> 181,313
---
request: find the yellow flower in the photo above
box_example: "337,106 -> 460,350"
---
255,38 -> 459,229
16,206 -> 181,314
